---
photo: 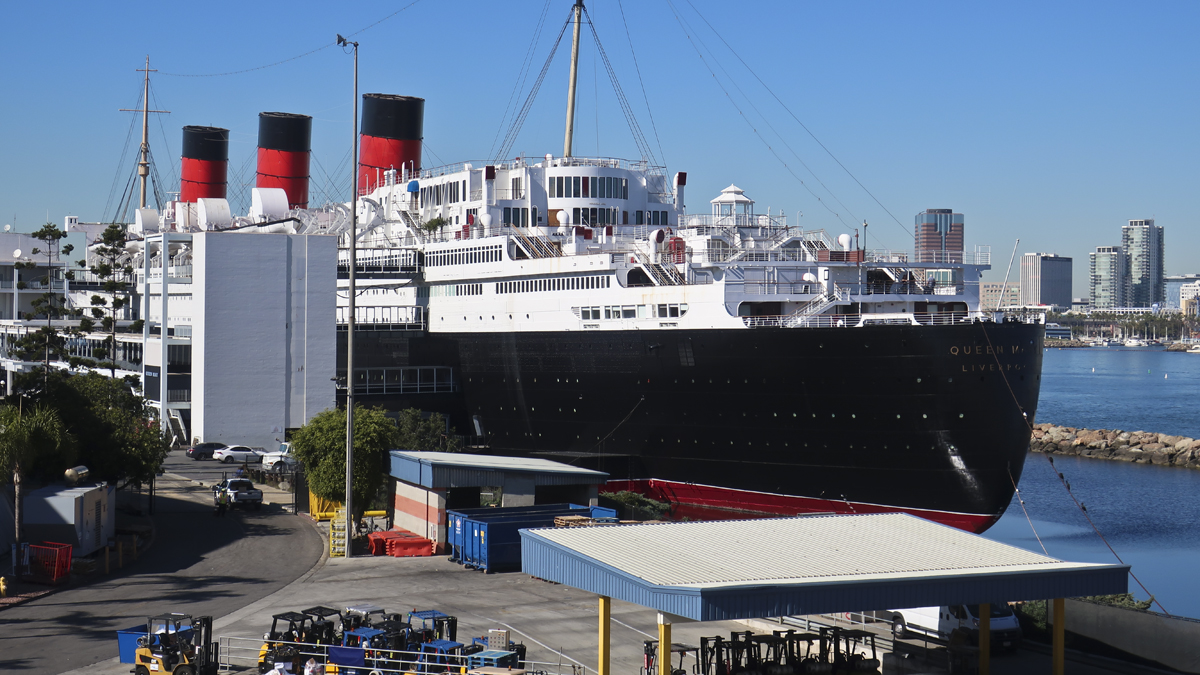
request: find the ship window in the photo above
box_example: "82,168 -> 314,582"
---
581,176 -> 589,198
623,210 -> 629,224
622,306 -> 636,319
557,176 -> 564,197
623,178 -> 628,199
590,208 -> 598,224
636,210 -> 644,225
573,176 -> 582,198
637,305 -> 649,319
573,207 -> 581,225
522,207 -> 530,227
607,176 -> 614,198
532,206 -> 538,225
590,176 -> 598,199
503,207 -> 512,225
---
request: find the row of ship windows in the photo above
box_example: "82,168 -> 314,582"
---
549,175 -> 628,201
497,275 -> 611,294
502,207 -> 536,227
426,244 -> 503,267
431,284 -> 484,297
569,208 -> 671,226
577,303 -> 689,320
419,180 -> 468,207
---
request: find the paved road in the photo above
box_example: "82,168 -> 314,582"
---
161,446 -> 258,487
0,473 -> 323,674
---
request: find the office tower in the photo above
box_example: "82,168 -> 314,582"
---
1122,219 -> 1164,307
1089,245 -> 1127,309
914,209 -> 963,263
1164,274 -> 1200,309
979,282 -> 1021,311
1019,253 -> 1073,309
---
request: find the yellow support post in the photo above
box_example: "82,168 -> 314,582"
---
979,603 -> 990,675
658,618 -> 672,675
1052,598 -> 1065,675
598,596 -> 611,675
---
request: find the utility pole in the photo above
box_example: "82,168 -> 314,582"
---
119,57 -> 168,209
562,0 -> 584,157
337,34 -> 359,558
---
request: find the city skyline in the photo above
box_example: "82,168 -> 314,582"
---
0,1 -> 1195,296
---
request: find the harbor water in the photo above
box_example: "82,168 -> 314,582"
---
986,346 -> 1200,618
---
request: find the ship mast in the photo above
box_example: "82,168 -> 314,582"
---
119,56 -> 168,209
562,0 -> 583,157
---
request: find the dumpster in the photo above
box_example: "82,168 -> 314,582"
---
454,505 -> 616,573
447,503 -> 616,562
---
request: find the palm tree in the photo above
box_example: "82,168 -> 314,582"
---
0,405 -> 72,545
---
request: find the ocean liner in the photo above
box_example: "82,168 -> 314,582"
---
58,5 -> 1041,534
329,4 -> 1045,534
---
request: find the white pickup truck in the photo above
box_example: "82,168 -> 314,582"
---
212,478 -> 263,510
889,605 -> 1022,651
261,442 -> 299,473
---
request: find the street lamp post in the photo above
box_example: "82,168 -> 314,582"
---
337,34 -> 359,557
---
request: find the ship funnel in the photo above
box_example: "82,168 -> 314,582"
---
359,94 -> 424,192
256,112 -> 312,209
180,126 -> 229,203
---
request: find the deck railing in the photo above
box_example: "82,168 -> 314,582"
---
742,311 -> 971,329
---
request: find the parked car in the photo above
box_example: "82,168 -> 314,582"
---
186,442 -> 227,460
211,445 -> 267,464
212,478 -> 263,510
261,442 -> 299,473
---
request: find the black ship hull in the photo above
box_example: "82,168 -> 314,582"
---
343,319 -> 1044,532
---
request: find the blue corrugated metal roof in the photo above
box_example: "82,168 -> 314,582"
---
520,514 -> 1129,621
390,451 -> 608,489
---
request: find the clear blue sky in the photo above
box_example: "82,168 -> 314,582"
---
1,1 -> 1196,294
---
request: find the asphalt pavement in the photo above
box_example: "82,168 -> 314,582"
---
0,469 -> 323,674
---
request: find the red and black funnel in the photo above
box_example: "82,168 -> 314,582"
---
359,94 -> 424,190
180,126 -> 229,203
256,112 -> 312,209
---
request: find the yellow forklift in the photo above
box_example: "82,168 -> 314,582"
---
131,613 -> 218,675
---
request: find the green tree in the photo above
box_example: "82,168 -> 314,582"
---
0,405 -> 74,544
79,223 -> 138,377
291,405 -> 399,517
7,371 -> 167,487
395,408 -> 464,452
13,222 -> 89,382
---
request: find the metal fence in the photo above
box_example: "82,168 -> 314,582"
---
219,636 -> 583,675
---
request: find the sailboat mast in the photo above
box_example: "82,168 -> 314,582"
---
562,0 -> 583,157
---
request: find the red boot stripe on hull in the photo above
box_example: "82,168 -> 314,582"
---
605,479 -> 1000,534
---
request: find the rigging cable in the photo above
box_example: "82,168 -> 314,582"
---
493,6 -> 574,163
487,0 -> 554,161
680,0 -> 912,238
668,0 -> 861,229
616,0 -> 667,165
159,0 -> 426,77
103,82 -> 145,222
978,321 -> 1169,615
583,7 -> 657,165
663,0 -> 850,228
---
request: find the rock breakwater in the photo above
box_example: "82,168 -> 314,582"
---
1031,423 -> 1200,468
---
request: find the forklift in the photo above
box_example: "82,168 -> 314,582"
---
303,606 -> 344,645
131,614 -> 218,675
258,611 -> 316,673
406,609 -> 458,643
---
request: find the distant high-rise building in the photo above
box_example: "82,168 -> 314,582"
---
1122,219 -> 1164,307
979,282 -> 1021,311
1089,245 -> 1127,309
914,209 -> 963,263
1019,253 -> 1072,309
1164,274 -> 1200,309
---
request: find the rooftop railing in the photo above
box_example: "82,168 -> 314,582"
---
742,311 -> 971,329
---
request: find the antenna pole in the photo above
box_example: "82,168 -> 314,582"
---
563,0 -> 584,157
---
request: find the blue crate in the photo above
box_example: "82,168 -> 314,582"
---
468,650 -> 518,669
